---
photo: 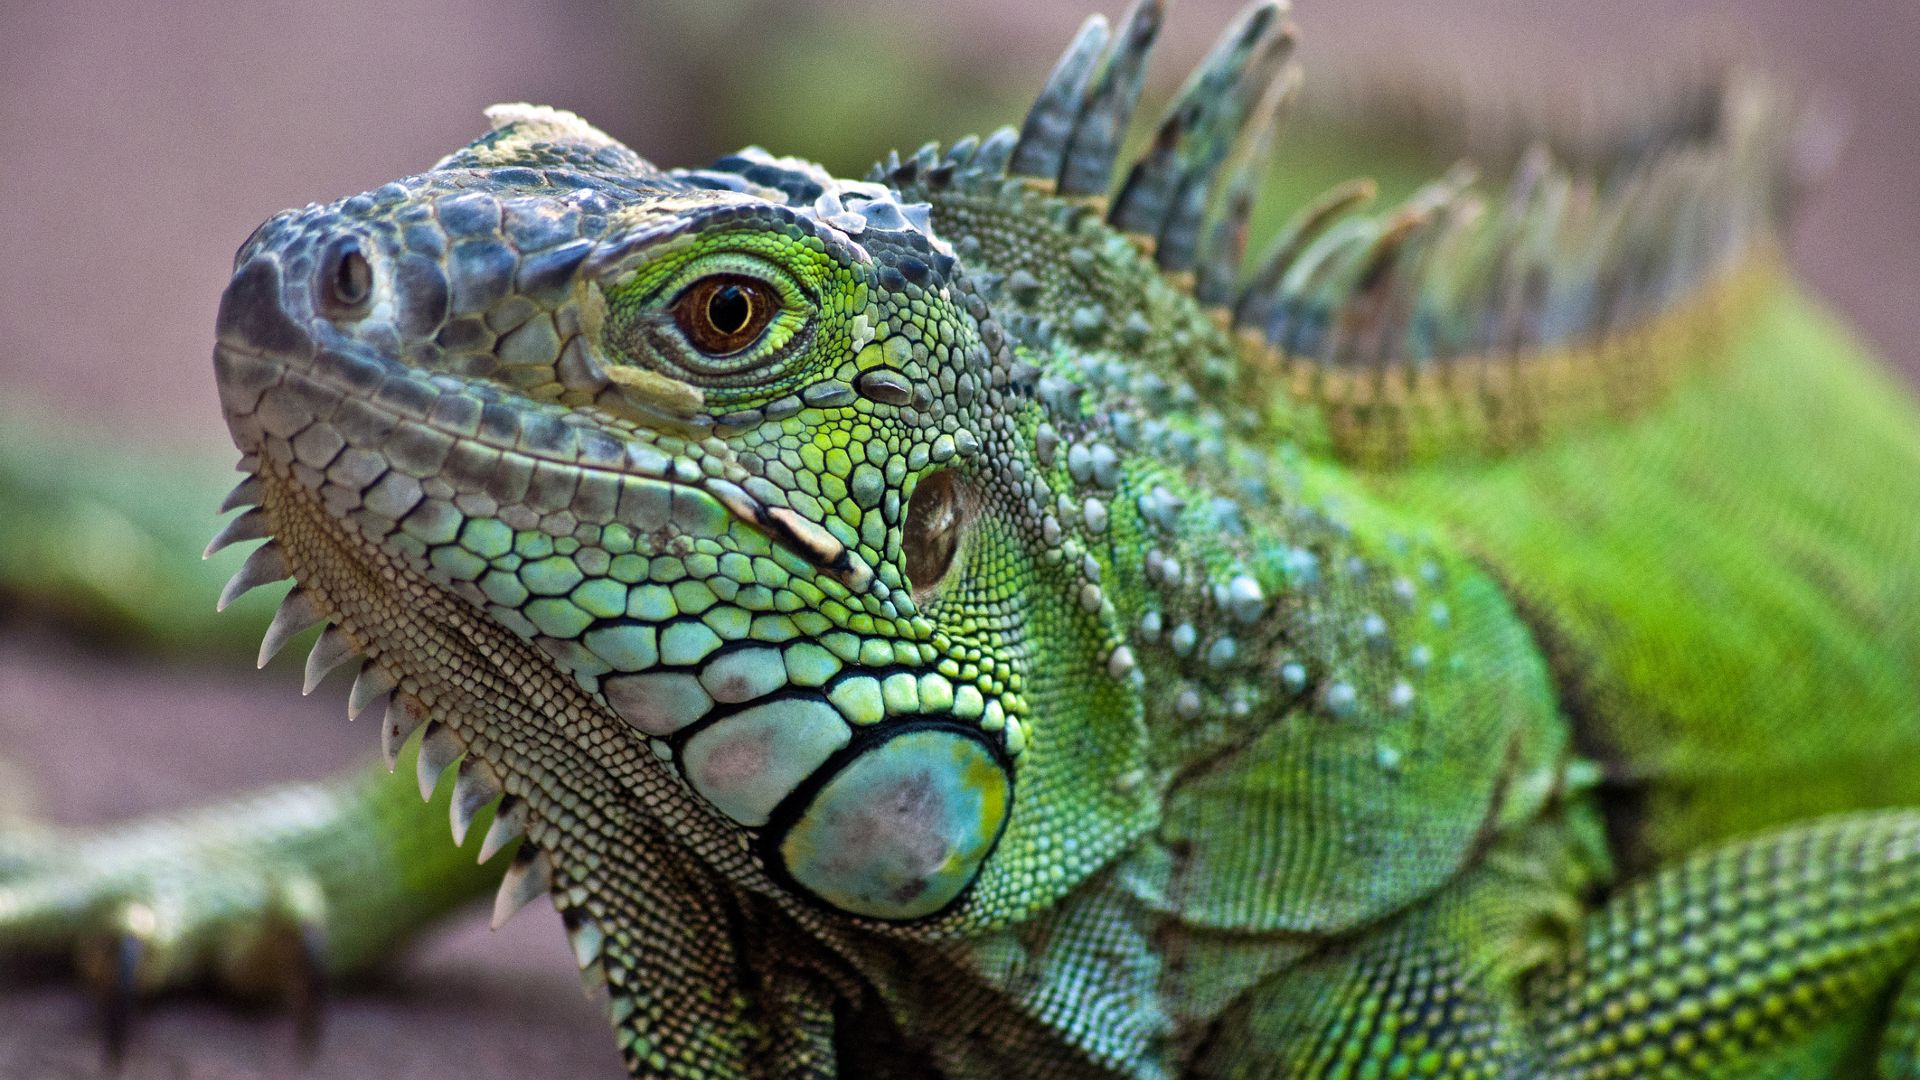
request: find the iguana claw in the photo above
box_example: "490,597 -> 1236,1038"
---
0,761 -> 504,1067
290,921 -> 329,1056
2,845 -> 333,1067
86,912 -> 146,1069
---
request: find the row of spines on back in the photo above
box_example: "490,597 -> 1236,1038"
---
865,0 -> 1812,466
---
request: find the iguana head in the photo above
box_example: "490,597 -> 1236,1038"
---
211,101 -> 1138,926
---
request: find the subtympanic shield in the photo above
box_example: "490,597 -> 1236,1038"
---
775,725 -> 1010,920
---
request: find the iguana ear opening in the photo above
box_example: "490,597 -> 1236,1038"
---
903,470 -> 974,603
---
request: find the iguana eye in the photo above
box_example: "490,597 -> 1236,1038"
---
672,274 -> 777,357
602,242 -> 831,400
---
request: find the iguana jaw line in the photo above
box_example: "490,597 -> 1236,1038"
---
213,350 -> 1013,939
211,326 -> 870,791
213,332 -> 873,592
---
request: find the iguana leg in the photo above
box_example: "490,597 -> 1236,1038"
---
0,742 -> 503,1055
1198,810 -> 1920,1078
1526,809 -> 1920,1078
1879,965 -> 1920,1078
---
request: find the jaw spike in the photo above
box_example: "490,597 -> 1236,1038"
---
217,542 -> 290,611
415,721 -> 465,801
449,761 -> 503,847
577,956 -> 606,998
562,908 -> 605,972
301,626 -> 359,695
218,476 -> 264,514
205,507 -> 270,558
381,694 -> 427,770
478,796 -> 528,863
257,590 -> 323,668
491,845 -> 552,930
347,665 -> 398,721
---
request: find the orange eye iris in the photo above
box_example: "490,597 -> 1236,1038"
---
672,275 -> 777,356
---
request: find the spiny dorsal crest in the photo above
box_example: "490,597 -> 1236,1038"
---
870,0 -> 1811,465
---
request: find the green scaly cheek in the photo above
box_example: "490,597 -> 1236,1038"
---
778,726 -> 1011,920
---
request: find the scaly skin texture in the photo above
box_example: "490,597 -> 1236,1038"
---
6,2 -> 1920,1076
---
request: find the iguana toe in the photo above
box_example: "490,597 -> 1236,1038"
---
0,823 -> 335,1064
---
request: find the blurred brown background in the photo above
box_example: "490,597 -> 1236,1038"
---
1,0 -> 1915,1076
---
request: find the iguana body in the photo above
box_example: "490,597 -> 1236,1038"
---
6,3 -> 1920,1076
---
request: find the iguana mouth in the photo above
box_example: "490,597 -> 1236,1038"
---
212,329 -> 871,594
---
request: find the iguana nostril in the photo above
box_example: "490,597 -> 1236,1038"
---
215,256 -> 312,358
319,236 -> 373,317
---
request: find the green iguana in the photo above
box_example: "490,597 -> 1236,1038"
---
7,2 -> 1920,1076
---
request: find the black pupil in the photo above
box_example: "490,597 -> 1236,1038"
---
707,284 -> 751,335
334,246 -> 369,305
